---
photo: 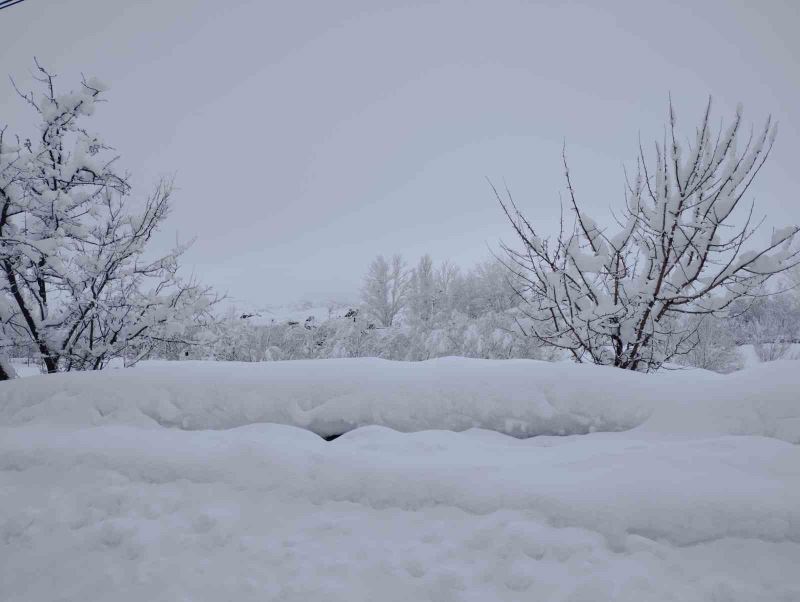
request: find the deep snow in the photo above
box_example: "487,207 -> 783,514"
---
2,357 -> 798,442
1,358 -> 799,601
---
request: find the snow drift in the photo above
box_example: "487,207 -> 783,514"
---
1,357 -> 798,441
2,358 -> 799,601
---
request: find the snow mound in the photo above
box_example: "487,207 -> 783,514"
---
2,358 -> 799,600
641,361 -> 800,443
1,357 -> 798,442
1,423 -> 799,600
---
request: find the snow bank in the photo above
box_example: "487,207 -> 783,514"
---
2,358 -> 799,600
7,357 -> 651,436
0,358 -> 800,442
2,423 -> 799,601
1,357 -> 798,441
641,361 -> 800,442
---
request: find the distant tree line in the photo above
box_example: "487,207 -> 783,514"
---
145,253 -> 800,373
155,255 -> 553,364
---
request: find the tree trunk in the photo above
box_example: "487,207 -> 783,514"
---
42,355 -> 58,374
0,356 -> 17,381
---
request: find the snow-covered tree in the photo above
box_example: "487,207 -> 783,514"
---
498,99 -> 799,371
408,254 -> 436,324
199,308 -> 269,362
450,260 -> 518,319
181,250 -> 556,363
674,314 -> 743,373
732,293 -> 799,362
0,62 -> 215,377
361,254 -> 409,327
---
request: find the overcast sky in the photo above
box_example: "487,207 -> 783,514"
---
1,0 -> 798,306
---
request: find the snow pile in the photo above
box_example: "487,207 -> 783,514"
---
2,358 -> 799,600
2,423 -> 799,600
2,357 -> 798,441
642,361 -> 800,442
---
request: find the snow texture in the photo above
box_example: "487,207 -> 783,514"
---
2,358 -> 799,601
1,357 -> 798,442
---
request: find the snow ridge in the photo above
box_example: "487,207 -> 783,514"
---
2,358 -> 799,600
2,357 -> 798,442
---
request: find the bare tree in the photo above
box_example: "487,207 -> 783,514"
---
361,254 -> 409,327
408,254 -> 436,324
497,99 -> 799,371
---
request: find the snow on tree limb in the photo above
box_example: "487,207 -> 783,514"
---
497,99 -> 799,371
0,62 -> 218,377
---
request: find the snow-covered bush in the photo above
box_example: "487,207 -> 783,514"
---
674,315 -> 743,373
732,293 -> 800,361
498,100 -> 799,371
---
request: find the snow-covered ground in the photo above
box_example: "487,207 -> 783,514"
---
6,360 -> 44,378
2,358 -> 799,601
737,343 -> 800,367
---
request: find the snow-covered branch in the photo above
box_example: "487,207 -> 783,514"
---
0,63 -> 218,377
498,99 -> 799,371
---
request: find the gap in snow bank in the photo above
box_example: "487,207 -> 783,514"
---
0,357 -> 798,442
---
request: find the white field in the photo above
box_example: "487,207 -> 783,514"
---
1,358 -> 799,601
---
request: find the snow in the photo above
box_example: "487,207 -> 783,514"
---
2,357 -> 798,442
2,358 -> 799,600
771,225 -> 798,246
255,301 -> 353,326
737,343 -> 800,368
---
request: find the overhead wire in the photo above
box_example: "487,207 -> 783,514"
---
0,0 -> 27,12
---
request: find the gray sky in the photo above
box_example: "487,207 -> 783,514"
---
1,0 -> 798,305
